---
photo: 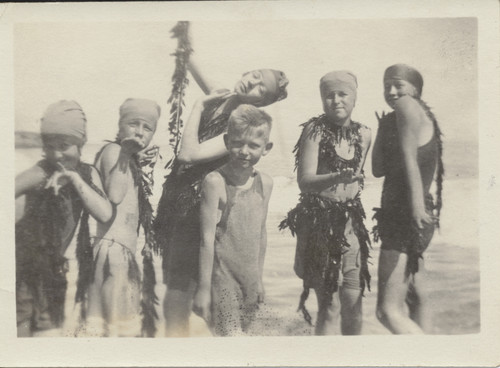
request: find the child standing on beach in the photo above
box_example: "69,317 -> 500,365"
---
192,105 -> 274,336
372,64 -> 444,334
280,71 -> 372,335
15,100 -> 112,337
86,98 -> 160,337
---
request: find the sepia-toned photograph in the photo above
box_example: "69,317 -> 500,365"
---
1,1 -> 499,367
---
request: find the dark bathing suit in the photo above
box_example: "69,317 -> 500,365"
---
16,160 -> 98,333
154,100 -> 230,291
373,105 -> 443,274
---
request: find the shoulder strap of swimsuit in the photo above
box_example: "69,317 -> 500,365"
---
252,170 -> 264,198
214,168 -> 232,201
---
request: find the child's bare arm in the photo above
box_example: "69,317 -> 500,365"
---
46,163 -> 112,223
70,165 -> 112,223
97,143 -> 134,205
186,23 -> 225,95
372,112 -> 387,178
15,164 -> 47,198
394,96 -> 432,229
258,173 -> 273,303
357,126 -> 372,176
297,124 -> 363,193
177,91 -> 235,165
193,171 -> 224,321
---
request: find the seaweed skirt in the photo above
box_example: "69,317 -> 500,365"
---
280,194 -> 371,320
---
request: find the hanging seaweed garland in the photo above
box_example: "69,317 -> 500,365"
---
132,154 -> 160,337
165,21 -> 192,169
92,142 -> 160,337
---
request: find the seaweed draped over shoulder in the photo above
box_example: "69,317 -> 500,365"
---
279,115 -> 372,323
153,99 -> 231,289
16,160 -> 101,330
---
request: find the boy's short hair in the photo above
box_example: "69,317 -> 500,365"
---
227,104 -> 273,141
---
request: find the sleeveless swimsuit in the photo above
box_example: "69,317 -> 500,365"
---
210,169 -> 265,336
373,102 -> 443,274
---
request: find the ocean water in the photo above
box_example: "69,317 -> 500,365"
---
14,139 -> 480,336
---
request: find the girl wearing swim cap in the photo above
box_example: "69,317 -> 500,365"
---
372,64 -> 444,334
154,23 -> 288,337
15,100 -> 112,337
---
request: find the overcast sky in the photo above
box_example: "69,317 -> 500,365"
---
14,17 -> 477,155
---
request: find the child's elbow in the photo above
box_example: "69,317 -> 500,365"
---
297,176 -> 311,193
176,151 -> 193,164
99,203 -> 113,223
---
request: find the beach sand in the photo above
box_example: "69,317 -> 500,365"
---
15,145 -> 480,337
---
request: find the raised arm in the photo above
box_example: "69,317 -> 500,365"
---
176,91 -> 234,165
15,164 -> 47,198
192,171 -> 223,322
185,23 -> 224,94
257,173 -> 273,303
188,56 -> 218,95
297,124 -> 362,193
96,143 -> 133,205
394,96 -> 432,229
372,112 -> 387,178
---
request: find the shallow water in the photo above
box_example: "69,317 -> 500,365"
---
15,140 -> 479,336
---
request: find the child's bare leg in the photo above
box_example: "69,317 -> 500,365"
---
85,243 -> 107,336
164,280 -> 197,337
314,287 -> 341,335
101,245 -> 139,337
17,323 -> 31,337
376,249 -> 423,334
406,258 -> 432,333
16,281 -> 34,337
340,286 -> 363,335
101,271 -> 120,336
339,223 -> 363,335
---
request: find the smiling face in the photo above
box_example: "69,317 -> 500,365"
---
224,126 -> 272,170
234,69 -> 278,107
322,88 -> 356,125
42,134 -> 82,169
118,118 -> 157,148
384,78 -> 418,109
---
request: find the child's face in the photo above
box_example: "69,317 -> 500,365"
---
322,88 -> 356,124
42,134 -> 82,169
384,78 -> 417,109
224,126 -> 273,169
118,118 -> 156,149
234,70 -> 277,107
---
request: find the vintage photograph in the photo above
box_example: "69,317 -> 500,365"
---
2,1 -> 499,367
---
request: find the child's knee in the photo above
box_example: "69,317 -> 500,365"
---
376,301 -> 400,325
